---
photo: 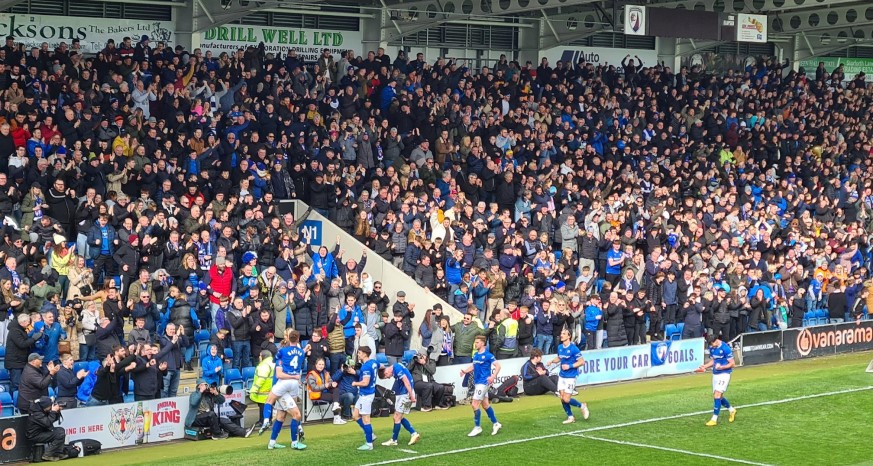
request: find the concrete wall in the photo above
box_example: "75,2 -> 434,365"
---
288,201 -> 462,352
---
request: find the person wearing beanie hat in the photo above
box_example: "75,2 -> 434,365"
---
114,234 -> 141,284
242,251 -> 257,266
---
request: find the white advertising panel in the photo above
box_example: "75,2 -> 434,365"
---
0,14 -> 173,54
198,24 -> 363,62
736,13 -> 768,43
540,46 -> 659,73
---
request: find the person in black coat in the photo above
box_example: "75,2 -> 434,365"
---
248,307 -> 274,359
55,354 -> 88,407
113,234 -> 141,285
6,313 -> 43,392
18,354 -> 59,414
89,345 -> 136,405
157,323 -> 187,398
46,178 -> 78,240
383,310 -> 410,364
605,292 -> 628,347
95,313 -> 123,361
789,289 -> 807,328
27,396 -> 68,462
131,343 -> 168,400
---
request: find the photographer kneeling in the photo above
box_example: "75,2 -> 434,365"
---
407,353 -> 445,412
521,349 -> 559,396
185,381 -> 248,439
27,396 -> 67,461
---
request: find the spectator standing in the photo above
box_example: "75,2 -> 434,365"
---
18,353 -> 58,413
6,313 -> 42,392
384,311 -> 410,364
156,323 -> 187,397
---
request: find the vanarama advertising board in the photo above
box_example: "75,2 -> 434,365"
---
197,25 -> 363,61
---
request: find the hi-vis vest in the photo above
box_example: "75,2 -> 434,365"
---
500,318 -> 518,352
308,371 -> 325,400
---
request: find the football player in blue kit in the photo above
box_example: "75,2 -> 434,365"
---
697,334 -> 737,426
548,327 -> 590,424
459,335 -> 502,437
263,329 -> 307,449
378,362 -> 421,446
352,345 -> 380,451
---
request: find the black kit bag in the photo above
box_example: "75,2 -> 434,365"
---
372,385 -> 396,417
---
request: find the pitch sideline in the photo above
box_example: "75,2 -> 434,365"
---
572,433 -> 774,466
360,385 -> 873,466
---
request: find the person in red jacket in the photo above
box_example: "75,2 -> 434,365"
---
208,256 -> 234,331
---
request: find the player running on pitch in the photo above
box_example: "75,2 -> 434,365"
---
460,335 -> 502,437
548,327 -> 589,424
258,329 -> 306,450
697,333 -> 737,426
352,345 -> 380,451
378,360 -> 421,446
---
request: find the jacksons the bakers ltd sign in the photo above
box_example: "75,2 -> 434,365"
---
198,24 -> 363,62
0,14 -> 173,54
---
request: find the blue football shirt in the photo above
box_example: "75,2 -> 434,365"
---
472,350 -> 496,385
709,342 -> 734,375
358,359 -> 379,396
557,342 -> 583,379
390,363 -> 413,396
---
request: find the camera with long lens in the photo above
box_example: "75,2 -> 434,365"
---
211,383 -> 233,395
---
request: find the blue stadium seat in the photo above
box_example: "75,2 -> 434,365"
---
48,387 -> 57,398
375,353 -> 388,366
73,361 -> 89,375
224,348 -> 233,360
815,309 -> 829,325
195,329 -> 210,343
199,341 -> 210,361
0,392 -> 13,417
664,324 -> 678,340
225,368 -> 244,392
402,350 -> 417,364
802,311 -> 814,327
675,323 -> 685,340
123,380 -> 135,403
241,366 -> 256,392
0,369 -> 9,395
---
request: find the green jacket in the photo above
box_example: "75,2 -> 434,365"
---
452,321 -> 484,358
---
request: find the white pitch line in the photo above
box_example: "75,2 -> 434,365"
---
573,434 -> 774,466
398,449 -> 418,454
359,385 -> 873,466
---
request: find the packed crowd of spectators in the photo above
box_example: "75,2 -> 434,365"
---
0,31 -> 871,409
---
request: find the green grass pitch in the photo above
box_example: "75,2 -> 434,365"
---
84,351 -> 873,466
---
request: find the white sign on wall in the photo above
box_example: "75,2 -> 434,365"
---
736,13 -> 768,43
61,396 -> 187,449
198,24 -> 363,63
540,46 -> 659,74
0,14 -> 173,55
624,5 -> 647,36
